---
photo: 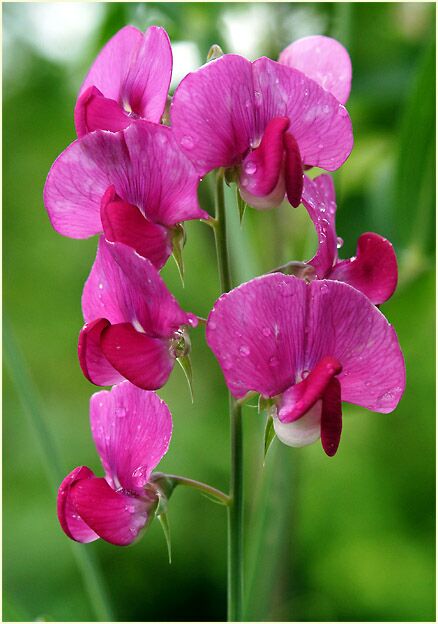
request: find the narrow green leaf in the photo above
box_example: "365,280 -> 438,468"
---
177,354 -> 194,403
263,415 -> 276,460
158,512 -> 172,564
236,186 -> 247,225
171,224 -> 186,287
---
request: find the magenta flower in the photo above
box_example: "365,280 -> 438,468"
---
206,274 -> 405,456
300,174 -> 398,305
79,237 -> 198,390
44,121 -> 208,269
279,35 -> 352,105
57,381 -> 172,546
171,52 -> 353,209
75,25 -> 172,137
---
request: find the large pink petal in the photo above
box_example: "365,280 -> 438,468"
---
70,476 -> 153,546
82,238 -> 195,337
329,232 -> 398,305
90,382 -> 172,494
252,57 -> 353,170
306,280 -> 405,412
278,356 -> 342,423
75,86 -> 132,138
301,174 -> 338,277
43,122 -> 206,239
207,274 -> 307,398
79,26 -> 172,124
171,54 -> 256,174
101,186 -> 172,270
101,323 -> 174,391
78,318 -> 124,386
279,35 -> 352,104
57,466 -> 99,543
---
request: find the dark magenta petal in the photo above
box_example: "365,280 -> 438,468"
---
82,237 -> 196,338
240,117 -> 289,199
78,25 -> 172,125
278,356 -> 342,423
329,232 -> 398,305
78,318 -> 124,386
101,323 -> 174,391
57,466 -> 99,543
279,36 -> 352,104
284,133 -> 304,207
301,174 -> 338,278
70,476 -> 153,546
74,86 -> 131,138
101,186 -> 172,270
90,382 -> 172,494
320,377 -> 343,456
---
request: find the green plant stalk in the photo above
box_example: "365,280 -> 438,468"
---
3,317 -> 114,622
152,473 -> 230,506
213,169 -> 244,621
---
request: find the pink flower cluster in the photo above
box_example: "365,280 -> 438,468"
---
44,26 -> 405,546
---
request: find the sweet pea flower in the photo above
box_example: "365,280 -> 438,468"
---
75,25 -> 172,137
57,381 -> 172,546
171,51 -> 353,210
297,174 -> 397,305
206,274 -> 405,456
79,237 -> 198,390
279,35 -> 352,105
44,121 -> 208,269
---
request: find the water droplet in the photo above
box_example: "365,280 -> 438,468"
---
181,135 -> 194,149
338,105 -> 348,117
322,104 -> 329,114
132,465 -> 149,482
262,327 -> 271,337
320,283 -> 328,294
269,356 -> 279,367
303,89 -> 309,97
239,345 -> 250,356
318,142 -> 324,150
244,161 -> 257,175
364,380 -> 371,387
98,282 -> 104,290
301,369 -> 310,380
240,176 -> 249,188
245,99 -> 252,109
337,237 -> 344,249
222,356 -> 232,370
115,406 -> 126,418
209,320 -> 217,330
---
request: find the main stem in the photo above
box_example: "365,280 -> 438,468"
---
213,170 -> 244,621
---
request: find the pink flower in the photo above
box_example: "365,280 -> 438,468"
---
79,237 -> 198,390
300,174 -> 398,305
43,121 -> 208,269
75,26 -> 172,137
171,51 -> 353,210
279,35 -> 352,105
206,274 -> 405,456
57,381 -> 172,546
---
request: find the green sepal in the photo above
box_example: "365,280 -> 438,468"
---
177,354 -> 194,403
263,415 -> 276,461
171,224 -> 186,286
157,511 -> 172,564
207,44 -> 224,62
236,187 -> 247,225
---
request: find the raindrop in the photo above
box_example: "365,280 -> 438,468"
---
320,283 -> 328,294
269,356 -> 279,367
303,89 -> 309,97
209,320 -> 217,330
181,135 -> 194,149
262,327 -> 271,337
338,105 -> 348,117
318,143 -> 324,150
244,161 -> 257,175
115,406 -> 126,418
337,237 -> 344,249
239,345 -> 250,357
322,105 -> 329,114
98,282 -> 104,290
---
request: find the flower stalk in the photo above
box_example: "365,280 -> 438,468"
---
213,169 -> 244,621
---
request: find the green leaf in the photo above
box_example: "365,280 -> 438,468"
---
236,186 -> 247,225
177,354 -> 194,403
157,512 -> 172,565
171,224 -> 186,287
263,415 -> 276,460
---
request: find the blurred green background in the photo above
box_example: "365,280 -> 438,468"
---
3,2 -> 436,621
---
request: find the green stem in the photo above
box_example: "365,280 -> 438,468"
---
152,473 -> 230,506
213,170 -> 244,621
3,317 -> 114,622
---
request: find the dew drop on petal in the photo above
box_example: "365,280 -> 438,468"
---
181,135 -> 194,149
322,105 -> 329,114
239,345 -> 250,357
318,143 -> 324,150
262,327 -> 271,337
115,406 -> 126,418
209,320 -> 216,330
269,356 -> 279,367
244,161 -> 257,175
98,282 -> 104,290
338,105 -> 348,117
303,89 -> 309,97
337,236 -> 344,249
320,283 -> 329,294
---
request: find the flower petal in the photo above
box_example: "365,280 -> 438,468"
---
320,377 -> 343,456
329,232 -> 398,305
78,318 -> 124,386
278,356 -> 342,423
100,323 -> 174,390
79,26 -> 172,124
207,274 -> 308,398
306,280 -> 405,412
43,121 -> 206,239
252,57 -> 353,170
82,238 -> 194,337
70,476 -> 154,546
74,86 -> 131,138
274,403 -> 322,448
284,133 -> 304,207
101,186 -> 172,270
90,381 -> 172,493
301,174 -> 338,277
171,54 -> 256,174
57,466 -> 99,543
279,35 -> 352,104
